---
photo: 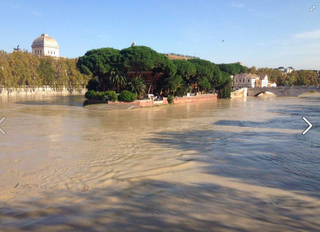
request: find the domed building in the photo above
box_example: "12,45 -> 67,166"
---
31,34 -> 59,57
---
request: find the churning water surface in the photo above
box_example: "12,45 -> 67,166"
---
0,94 -> 320,232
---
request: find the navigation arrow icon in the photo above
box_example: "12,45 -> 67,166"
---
302,117 -> 313,135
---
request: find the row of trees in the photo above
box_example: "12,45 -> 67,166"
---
0,51 -> 90,89
77,46 -> 237,98
247,66 -> 319,86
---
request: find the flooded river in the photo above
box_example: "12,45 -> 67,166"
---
0,94 -> 320,231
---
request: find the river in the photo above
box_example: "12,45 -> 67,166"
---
0,94 -> 320,232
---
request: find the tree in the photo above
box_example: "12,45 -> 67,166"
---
248,66 -> 257,74
121,46 -> 176,94
188,59 -> 215,92
77,48 -> 124,91
109,71 -> 128,93
217,71 -> 232,98
198,77 -> 211,92
168,75 -> 184,95
173,60 -> 196,80
129,77 -> 146,100
218,63 -> 246,75
294,70 -> 318,86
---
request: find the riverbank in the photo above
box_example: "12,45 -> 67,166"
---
0,86 -> 87,96
84,93 -> 218,110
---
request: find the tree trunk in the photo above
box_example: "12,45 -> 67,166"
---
147,73 -> 156,95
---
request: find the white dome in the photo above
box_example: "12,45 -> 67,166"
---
31,34 -> 59,49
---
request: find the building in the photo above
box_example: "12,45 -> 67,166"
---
277,66 -> 294,74
285,67 -> 294,74
31,34 -> 59,57
233,73 -> 275,89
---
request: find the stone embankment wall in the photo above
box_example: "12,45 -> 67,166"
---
0,86 -> 87,96
107,94 -> 218,108
231,88 -> 247,98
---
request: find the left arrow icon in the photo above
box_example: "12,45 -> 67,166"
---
0,117 -> 6,135
302,117 -> 313,135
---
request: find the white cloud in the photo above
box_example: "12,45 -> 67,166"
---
295,30 -> 320,39
230,2 -> 245,8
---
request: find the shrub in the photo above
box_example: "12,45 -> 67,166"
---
118,90 -> 137,102
84,90 -> 106,101
167,95 -> 174,104
85,90 -> 96,100
105,90 -> 117,102
218,85 -> 231,99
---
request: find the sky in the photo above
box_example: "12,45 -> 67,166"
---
1,0 -> 320,70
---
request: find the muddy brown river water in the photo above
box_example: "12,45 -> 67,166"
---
0,94 -> 320,232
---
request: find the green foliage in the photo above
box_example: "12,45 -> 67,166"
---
85,90 -> 106,101
218,63 -> 246,75
121,46 -> 159,72
77,48 -> 124,91
85,90 -> 117,101
217,71 -> 232,98
219,85 -> 232,99
0,51 -> 89,89
198,77 -> 211,91
109,71 -> 128,92
167,95 -> 174,104
120,46 -> 176,94
255,68 -> 319,86
294,70 -> 318,86
118,90 -> 137,102
247,66 -> 257,74
173,60 -> 196,80
168,75 -> 183,94
105,90 -> 117,102
129,77 -> 146,100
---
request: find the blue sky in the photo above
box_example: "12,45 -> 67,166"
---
1,0 -> 320,69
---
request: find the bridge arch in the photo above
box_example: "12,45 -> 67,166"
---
255,91 -> 277,97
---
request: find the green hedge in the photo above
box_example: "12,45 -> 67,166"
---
118,90 -> 137,102
85,90 -> 104,101
105,91 -> 117,102
85,90 -> 118,101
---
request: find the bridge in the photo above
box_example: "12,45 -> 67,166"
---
246,86 -> 320,97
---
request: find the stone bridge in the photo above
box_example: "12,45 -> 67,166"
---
246,86 -> 320,97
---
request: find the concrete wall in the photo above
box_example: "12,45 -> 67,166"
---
231,88 -> 247,98
107,94 -> 217,108
0,86 -> 86,96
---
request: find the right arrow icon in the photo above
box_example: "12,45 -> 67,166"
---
302,117 -> 313,135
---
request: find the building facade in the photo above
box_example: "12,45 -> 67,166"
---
31,34 -> 59,57
233,73 -> 275,89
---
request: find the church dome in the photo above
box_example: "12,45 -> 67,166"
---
31,34 -> 59,49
